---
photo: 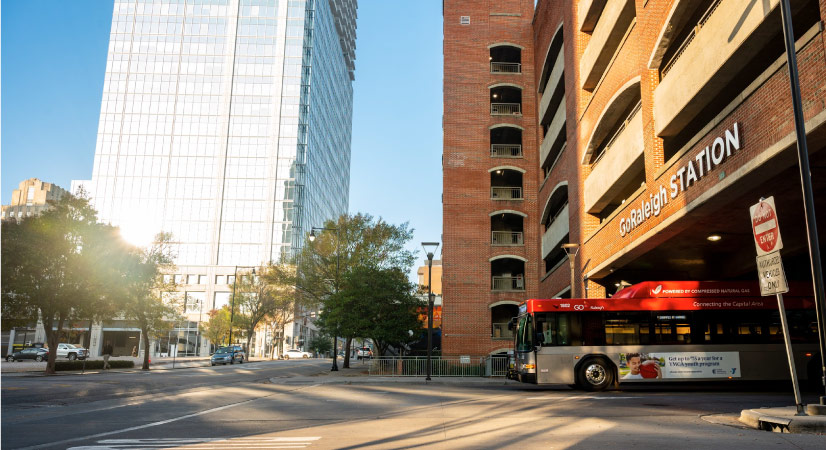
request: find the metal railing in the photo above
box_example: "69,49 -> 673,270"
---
492,276 -> 524,291
490,62 -> 522,73
491,231 -> 523,245
368,356 -> 510,377
491,103 -> 521,115
491,144 -> 522,158
491,187 -> 522,200
491,323 -> 514,340
660,0 -> 722,78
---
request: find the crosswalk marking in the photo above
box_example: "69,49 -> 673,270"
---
68,437 -> 321,450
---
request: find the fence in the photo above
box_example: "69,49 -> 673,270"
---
369,356 -> 510,377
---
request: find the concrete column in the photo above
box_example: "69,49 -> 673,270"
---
7,329 -> 16,355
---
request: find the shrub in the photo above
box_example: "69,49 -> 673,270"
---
54,360 -> 135,371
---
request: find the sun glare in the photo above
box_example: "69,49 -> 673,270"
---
119,215 -> 158,248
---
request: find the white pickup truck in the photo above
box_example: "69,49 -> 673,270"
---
56,343 -> 88,360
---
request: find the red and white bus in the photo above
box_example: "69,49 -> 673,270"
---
510,281 -> 821,390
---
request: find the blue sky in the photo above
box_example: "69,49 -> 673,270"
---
1,1 -> 444,269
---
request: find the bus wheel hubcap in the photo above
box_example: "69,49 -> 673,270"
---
585,364 -> 606,385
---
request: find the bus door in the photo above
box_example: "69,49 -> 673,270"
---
514,313 -> 537,383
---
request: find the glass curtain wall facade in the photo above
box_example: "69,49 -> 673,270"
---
85,0 -> 357,356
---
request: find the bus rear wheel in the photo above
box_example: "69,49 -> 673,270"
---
578,358 -> 613,391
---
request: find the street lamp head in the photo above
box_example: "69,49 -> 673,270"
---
561,242 -> 580,257
309,229 -> 317,242
421,241 -> 439,260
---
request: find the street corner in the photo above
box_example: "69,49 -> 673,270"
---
738,406 -> 826,434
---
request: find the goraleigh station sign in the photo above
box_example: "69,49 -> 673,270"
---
619,123 -> 741,237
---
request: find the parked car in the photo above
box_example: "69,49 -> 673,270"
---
356,347 -> 373,360
282,349 -> 311,359
7,348 -> 49,362
210,346 -> 245,366
56,343 -> 88,360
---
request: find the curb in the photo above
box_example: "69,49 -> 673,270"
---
739,408 -> 826,434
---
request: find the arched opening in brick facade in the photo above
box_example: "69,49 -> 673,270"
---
489,44 -> 522,73
490,167 -> 524,200
490,256 -> 526,292
490,125 -> 523,158
490,211 -> 524,246
490,85 -> 522,116
490,302 -> 519,340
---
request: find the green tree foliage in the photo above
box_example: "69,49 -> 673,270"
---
231,263 -> 297,355
308,334 -> 332,356
119,232 -> 180,370
318,266 -> 419,357
201,307 -> 231,349
1,194 -> 126,374
297,213 -> 415,367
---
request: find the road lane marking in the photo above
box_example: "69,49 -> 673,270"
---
67,437 -> 321,450
17,385 -> 321,450
525,396 -> 636,400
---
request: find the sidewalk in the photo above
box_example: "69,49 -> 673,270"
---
0,355 -> 264,375
739,405 -> 826,434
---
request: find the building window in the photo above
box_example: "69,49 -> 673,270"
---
214,292 -> 231,310
199,275 -> 208,285
174,274 -> 184,284
216,275 -> 226,285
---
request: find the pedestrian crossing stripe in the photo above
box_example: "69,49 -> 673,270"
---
68,436 -> 321,449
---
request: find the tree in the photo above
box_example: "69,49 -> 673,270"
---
231,263 -> 296,355
1,194 -> 124,375
297,213 -> 415,367
308,334 -> 332,356
202,307 -> 231,350
120,232 -> 180,370
318,267 -> 420,358
259,263 -> 300,358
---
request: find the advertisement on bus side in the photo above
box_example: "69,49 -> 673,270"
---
618,352 -> 741,380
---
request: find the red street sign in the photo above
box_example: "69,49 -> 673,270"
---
749,197 -> 783,256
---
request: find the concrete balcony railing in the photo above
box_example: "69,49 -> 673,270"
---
584,105 -> 644,214
577,0 -> 607,32
491,187 -> 523,200
490,62 -> 521,74
654,0 -> 779,137
580,0 -> 635,91
492,231 -> 524,246
541,203 -> 569,258
492,322 -> 514,339
492,276 -> 525,291
490,144 -> 522,158
491,103 -> 522,116
540,97 -> 566,165
538,50 -> 564,120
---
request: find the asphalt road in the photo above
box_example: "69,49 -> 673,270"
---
3,361 -> 826,449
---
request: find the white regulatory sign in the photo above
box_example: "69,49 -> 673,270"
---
756,251 -> 789,296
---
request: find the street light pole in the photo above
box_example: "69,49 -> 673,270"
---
310,226 -> 340,371
228,266 -> 255,364
779,0 -> 826,403
561,243 -> 580,298
422,242 -> 439,381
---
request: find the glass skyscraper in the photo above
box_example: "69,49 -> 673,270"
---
77,0 -> 357,356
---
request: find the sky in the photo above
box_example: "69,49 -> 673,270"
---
1,1 -> 444,273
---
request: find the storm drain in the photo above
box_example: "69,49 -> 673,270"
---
758,417 -> 792,433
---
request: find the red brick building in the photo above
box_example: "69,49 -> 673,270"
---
443,0 -> 826,356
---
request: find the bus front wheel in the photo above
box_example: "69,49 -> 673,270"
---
578,358 -> 614,391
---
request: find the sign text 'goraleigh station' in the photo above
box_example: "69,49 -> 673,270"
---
619,123 -> 741,237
